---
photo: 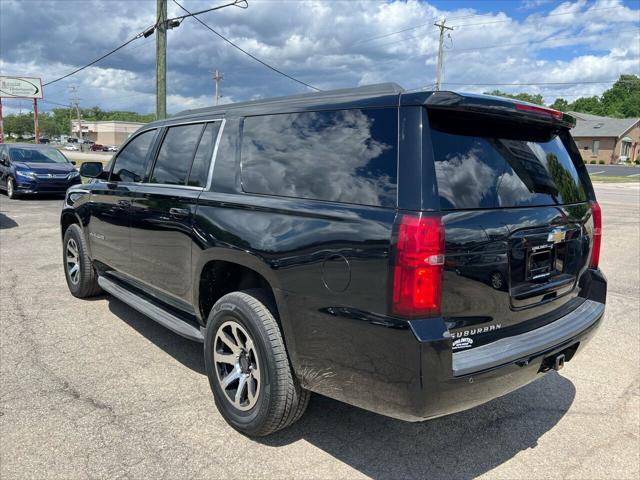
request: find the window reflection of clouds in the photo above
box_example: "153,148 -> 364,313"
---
152,124 -> 203,185
433,131 -> 586,209
241,109 -> 397,207
434,146 -> 496,209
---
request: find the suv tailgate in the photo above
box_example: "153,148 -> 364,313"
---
425,106 -> 598,352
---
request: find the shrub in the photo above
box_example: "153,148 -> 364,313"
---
589,160 -> 597,164
598,160 -> 606,164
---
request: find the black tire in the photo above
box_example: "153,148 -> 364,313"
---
204,289 -> 309,436
6,177 -> 17,199
63,224 -> 102,298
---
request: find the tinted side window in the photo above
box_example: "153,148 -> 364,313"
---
429,110 -> 588,209
151,124 -> 204,185
241,108 -> 398,207
110,130 -> 156,183
188,122 -> 220,187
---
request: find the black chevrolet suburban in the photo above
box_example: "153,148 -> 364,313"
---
60,84 -> 606,436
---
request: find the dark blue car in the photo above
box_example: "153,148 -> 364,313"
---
0,144 -> 81,198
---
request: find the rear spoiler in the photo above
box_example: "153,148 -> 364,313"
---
422,91 -> 576,129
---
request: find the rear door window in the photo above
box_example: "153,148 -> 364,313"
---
110,129 -> 156,183
241,108 -> 398,207
150,124 -> 204,185
428,109 -> 588,210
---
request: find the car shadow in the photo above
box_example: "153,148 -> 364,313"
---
0,212 -> 18,229
257,372 -> 575,479
102,294 -> 575,479
105,296 -> 206,375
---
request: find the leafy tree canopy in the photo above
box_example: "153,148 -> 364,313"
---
484,74 -> 640,118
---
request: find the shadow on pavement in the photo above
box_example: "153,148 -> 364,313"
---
0,212 -> 18,229
103,294 -> 574,480
106,296 -> 206,375
259,372 -> 575,479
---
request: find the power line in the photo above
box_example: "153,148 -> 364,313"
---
356,5 -> 629,46
449,27 -> 640,54
172,0 -> 321,92
43,31 -> 150,87
449,5 -> 627,28
42,0 -> 247,88
441,79 -> 627,86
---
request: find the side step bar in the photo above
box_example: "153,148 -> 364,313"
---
98,275 -> 204,342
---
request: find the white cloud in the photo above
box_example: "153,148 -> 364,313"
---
0,0 -> 638,113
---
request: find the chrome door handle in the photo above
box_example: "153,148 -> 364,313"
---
169,207 -> 189,218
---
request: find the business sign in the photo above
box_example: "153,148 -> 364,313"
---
0,76 -> 44,99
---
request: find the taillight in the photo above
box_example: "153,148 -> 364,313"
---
590,201 -> 602,268
515,103 -> 563,120
391,213 -> 445,317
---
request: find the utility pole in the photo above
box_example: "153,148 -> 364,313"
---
156,0 -> 167,120
434,18 -> 453,91
69,86 -> 83,143
212,70 -> 223,106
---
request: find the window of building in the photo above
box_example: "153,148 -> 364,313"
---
592,140 -> 600,156
240,108 -> 398,207
110,129 -> 156,183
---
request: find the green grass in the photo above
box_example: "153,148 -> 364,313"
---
590,175 -> 640,183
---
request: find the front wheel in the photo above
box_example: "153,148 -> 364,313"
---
63,224 -> 102,298
6,177 -> 17,199
204,289 -> 309,436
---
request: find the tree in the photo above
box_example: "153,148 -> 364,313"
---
550,98 -> 570,112
485,90 -> 544,105
570,96 -> 603,115
599,74 -> 640,118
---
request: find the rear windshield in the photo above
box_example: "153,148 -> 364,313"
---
428,109 -> 588,210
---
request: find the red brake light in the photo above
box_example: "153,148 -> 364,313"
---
590,201 -> 602,268
392,214 -> 445,317
515,103 -> 563,120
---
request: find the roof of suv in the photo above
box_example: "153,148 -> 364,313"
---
150,83 -> 406,126
145,83 -> 574,129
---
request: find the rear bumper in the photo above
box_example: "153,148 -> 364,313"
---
452,299 -> 603,377
296,270 -> 606,422
410,299 -> 604,422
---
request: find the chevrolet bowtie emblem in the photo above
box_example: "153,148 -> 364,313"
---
547,228 -> 566,243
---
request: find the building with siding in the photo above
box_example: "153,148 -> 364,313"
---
569,112 -> 639,164
70,120 -> 144,146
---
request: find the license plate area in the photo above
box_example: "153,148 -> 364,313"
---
526,244 -> 555,280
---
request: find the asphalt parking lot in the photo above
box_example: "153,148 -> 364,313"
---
586,164 -> 640,177
1,184 -> 638,480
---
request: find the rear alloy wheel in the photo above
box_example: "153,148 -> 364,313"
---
205,289 -> 310,436
214,320 -> 261,411
6,177 -> 16,199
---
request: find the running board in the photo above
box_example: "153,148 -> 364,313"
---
98,275 -> 204,342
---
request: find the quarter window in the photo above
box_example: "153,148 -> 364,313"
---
241,108 -> 398,207
151,124 -> 204,185
110,129 -> 156,183
188,122 -> 220,187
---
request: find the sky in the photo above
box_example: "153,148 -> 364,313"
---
0,0 -> 639,115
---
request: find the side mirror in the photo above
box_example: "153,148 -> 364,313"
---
80,162 -> 103,178
70,160 -> 77,166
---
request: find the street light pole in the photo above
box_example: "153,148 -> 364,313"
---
156,0 -> 167,120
